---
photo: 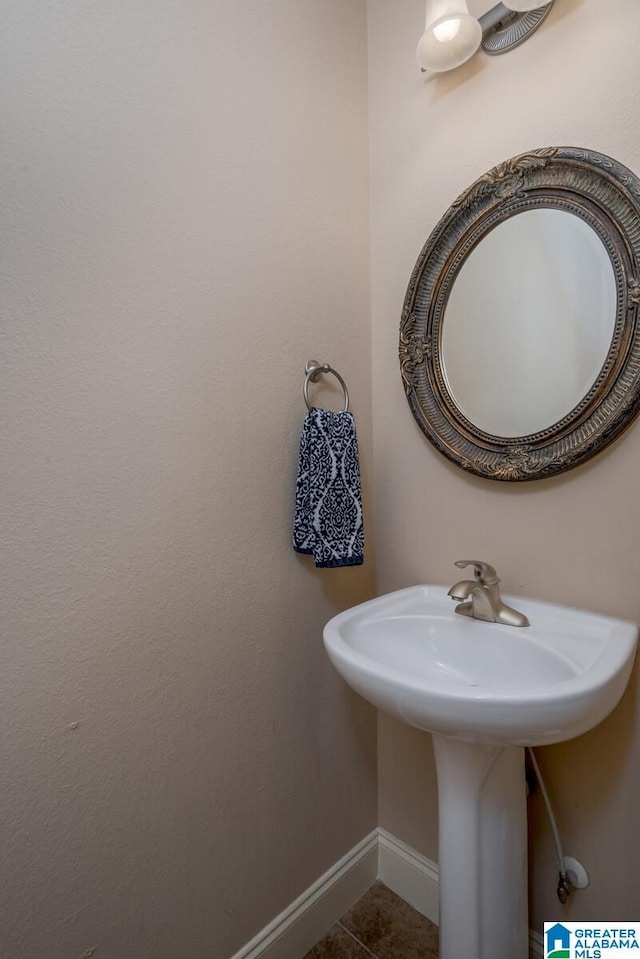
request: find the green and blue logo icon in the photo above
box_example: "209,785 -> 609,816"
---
546,923 -> 571,958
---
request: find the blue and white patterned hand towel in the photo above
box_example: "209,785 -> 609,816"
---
293,407 -> 364,568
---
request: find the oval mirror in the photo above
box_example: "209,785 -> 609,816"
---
400,147 -> 640,481
441,208 -> 617,438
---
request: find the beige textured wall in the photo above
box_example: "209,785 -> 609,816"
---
368,0 -> 640,929
0,2 -> 376,957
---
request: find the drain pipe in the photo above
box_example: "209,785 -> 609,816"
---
527,747 -> 589,903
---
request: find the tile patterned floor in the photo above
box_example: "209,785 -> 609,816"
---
303,882 -> 439,959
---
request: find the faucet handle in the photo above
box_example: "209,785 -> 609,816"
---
453,560 -> 500,586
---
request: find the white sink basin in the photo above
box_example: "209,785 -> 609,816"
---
323,585 -> 637,746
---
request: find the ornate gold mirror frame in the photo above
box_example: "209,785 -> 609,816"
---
400,147 -> 640,481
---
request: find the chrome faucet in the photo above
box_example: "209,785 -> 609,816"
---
448,560 -> 530,627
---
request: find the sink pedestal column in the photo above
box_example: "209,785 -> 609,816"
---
432,735 -> 528,959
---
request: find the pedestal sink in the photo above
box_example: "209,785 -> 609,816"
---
323,585 -> 638,959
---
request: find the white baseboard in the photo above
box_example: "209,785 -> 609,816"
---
228,831 -> 378,959
377,828 -> 439,925
231,828 -> 543,959
530,929 -> 544,959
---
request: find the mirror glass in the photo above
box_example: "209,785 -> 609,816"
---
440,209 -> 617,437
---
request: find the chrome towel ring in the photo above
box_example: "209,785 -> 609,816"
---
303,360 -> 350,412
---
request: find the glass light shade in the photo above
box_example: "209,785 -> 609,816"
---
503,0 -> 552,10
417,0 -> 482,73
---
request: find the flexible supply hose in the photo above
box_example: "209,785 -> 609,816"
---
527,747 -> 572,903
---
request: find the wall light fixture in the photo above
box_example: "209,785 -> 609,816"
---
417,0 -> 555,73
